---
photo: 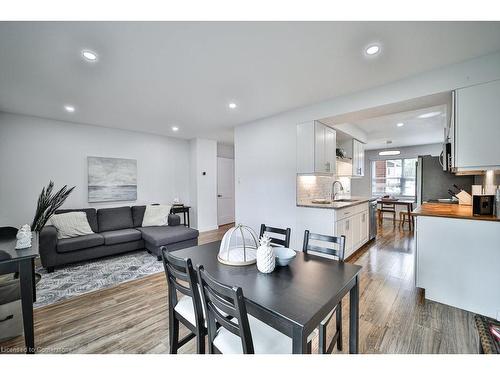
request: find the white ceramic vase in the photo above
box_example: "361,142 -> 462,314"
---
256,235 -> 275,273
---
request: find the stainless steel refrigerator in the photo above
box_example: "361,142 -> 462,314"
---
415,155 -> 474,206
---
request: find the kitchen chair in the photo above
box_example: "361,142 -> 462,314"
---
259,224 -> 291,247
399,211 -> 411,230
302,230 -> 346,354
161,247 -> 206,354
197,265 -> 293,354
378,201 -> 396,227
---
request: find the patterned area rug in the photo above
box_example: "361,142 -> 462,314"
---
35,251 -> 164,308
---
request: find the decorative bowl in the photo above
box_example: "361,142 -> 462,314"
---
274,247 -> 296,266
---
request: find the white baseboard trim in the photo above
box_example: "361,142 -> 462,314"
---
197,225 -> 219,233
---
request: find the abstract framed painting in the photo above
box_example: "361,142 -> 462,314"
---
88,156 -> 137,202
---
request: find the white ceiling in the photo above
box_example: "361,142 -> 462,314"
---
1,22 -> 500,143
351,105 -> 447,150
321,92 -> 450,150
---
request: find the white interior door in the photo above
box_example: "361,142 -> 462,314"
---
217,157 -> 235,225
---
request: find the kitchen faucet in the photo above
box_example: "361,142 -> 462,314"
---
331,180 -> 344,201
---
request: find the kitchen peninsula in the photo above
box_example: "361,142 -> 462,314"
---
296,196 -> 377,260
413,203 -> 500,319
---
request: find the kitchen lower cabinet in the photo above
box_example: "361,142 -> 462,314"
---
335,217 -> 352,257
295,203 -> 370,259
360,210 -> 369,244
415,215 -> 500,319
338,209 -> 368,259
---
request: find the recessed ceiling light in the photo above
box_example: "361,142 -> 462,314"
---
64,105 -> 75,113
397,122 -> 404,127
171,126 -> 179,132
82,50 -> 98,62
228,103 -> 237,109
365,44 -> 380,56
379,150 -> 401,156
418,111 -> 441,119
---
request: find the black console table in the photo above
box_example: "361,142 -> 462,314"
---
0,231 -> 39,354
170,206 -> 191,228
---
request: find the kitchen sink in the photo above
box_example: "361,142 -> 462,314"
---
311,198 -> 359,204
311,199 -> 331,204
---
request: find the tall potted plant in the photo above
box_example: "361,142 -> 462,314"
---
31,181 -> 75,232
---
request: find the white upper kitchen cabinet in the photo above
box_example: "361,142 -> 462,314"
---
352,139 -> 365,177
297,121 -> 336,174
455,79 -> 500,170
336,137 -> 365,177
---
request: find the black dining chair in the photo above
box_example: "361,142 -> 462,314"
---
161,247 -> 206,354
197,265 -> 293,354
259,224 -> 291,248
303,230 -> 346,354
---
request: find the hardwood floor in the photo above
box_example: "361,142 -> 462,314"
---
0,222 -> 478,354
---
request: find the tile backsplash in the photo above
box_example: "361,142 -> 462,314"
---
296,175 -> 351,204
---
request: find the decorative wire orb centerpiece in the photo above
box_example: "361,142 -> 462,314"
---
218,224 -> 259,266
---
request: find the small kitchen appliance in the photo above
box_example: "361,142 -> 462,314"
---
472,195 -> 495,216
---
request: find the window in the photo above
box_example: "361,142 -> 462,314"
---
371,158 -> 417,198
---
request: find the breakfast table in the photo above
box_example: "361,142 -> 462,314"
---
174,241 -> 362,354
376,198 -> 415,230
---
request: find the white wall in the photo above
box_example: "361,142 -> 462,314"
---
0,112 -> 191,227
235,51 -> 500,249
190,138 -> 218,232
351,143 -> 442,197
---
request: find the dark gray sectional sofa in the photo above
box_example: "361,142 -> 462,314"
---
39,205 -> 199,272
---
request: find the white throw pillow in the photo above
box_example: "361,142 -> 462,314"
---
50,212 -> 94,239
142,204 -> 172,227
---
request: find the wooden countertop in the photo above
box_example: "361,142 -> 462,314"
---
412,203 -> 500,222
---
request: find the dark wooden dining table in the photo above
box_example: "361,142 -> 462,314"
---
174,241 -> 362,354
376,198 -> 415,230
0,231 -> 39,354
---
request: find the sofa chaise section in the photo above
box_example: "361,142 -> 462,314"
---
138,225 -> 199,260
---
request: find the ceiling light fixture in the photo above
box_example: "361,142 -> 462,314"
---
171,126 -> 179,132
228,102 -> 237,109
64,105 -> 75,113
418,111 -> 441,119
379,150 -> 401,156
82,50 -> 98,62
397,122 -> 404,127
365,44 -> 380,56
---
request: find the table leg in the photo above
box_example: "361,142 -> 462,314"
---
349,275 -> 359,354
292,326 -> 308,354
31,258 -> 36,302
183,211 -> 187,227
187,210 -> 190,228
19,258 -> 35,354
